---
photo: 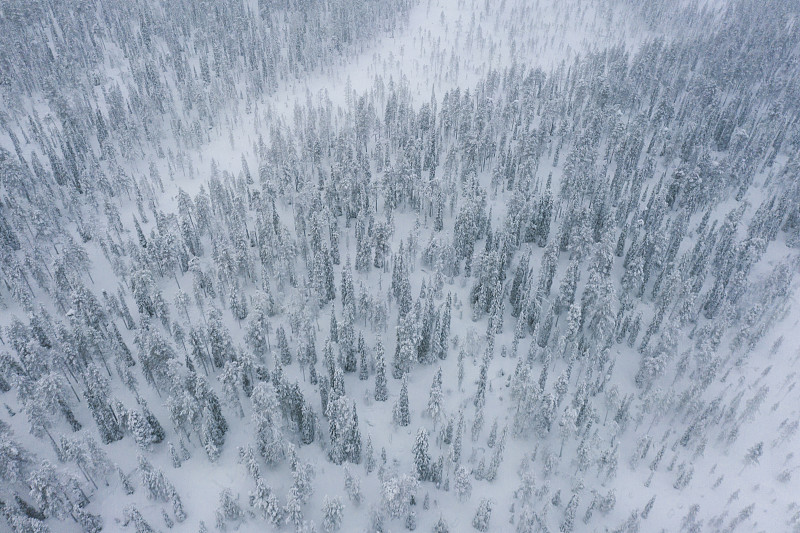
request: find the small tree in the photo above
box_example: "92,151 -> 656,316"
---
382,473 -> 418,519
217,489 -> 243,526
433,516 -> 450,533
171,486 -> 187,523
123,505 -> 155,533
744,442 -> 763,470
561,494 -> 578,533
169,442 -> 182,468
374,342 -> 388,402
412,428 -> 431,481
393,375 -> 410,426
427,368 -> 444,425
285,486 -> 304,528
322,495 -> 344,532
472,499 -> 492,531
344,466 -> 362,505
454,465 -> 472,502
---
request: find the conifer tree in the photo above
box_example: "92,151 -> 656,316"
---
346,402 -> 362,464
250,477 -> 283,527
344,466 -> 362,505
427,367 -> 444,425
170,486 -> 187,523
374,342 -> 388,402
123,505 -> 155,533
393,375 -> 410,426
169,442 -> 182,468
322,495 -> 344,532
359,346 -> 369,381
277,326 -> 292,366
301,401 -> 316,445
412,427 -> 431,481
454,464 -> 472,501
451,411 -> 464,464
84,364 -> 123,444
285,486 -> 304,529
472,499 -> 492,532
252,383 -> 285,466
326,395 -> 350,465
364,435 -> 376,475
561,494 -> 578,533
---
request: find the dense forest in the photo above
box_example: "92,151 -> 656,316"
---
1,0 -> 799,531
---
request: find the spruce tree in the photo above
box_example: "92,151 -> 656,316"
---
357,334 -> 368,380
322,495 -> 344,532
277,326 -> 292,366
301,401 -> 316,445
561,495 -> 578,533
393,375 -> 410,427
374,342 -> 388,402
364,435 -> 376,475
84,365 -> 123,444
472,499 -> 492,532
412,427 -> 431,481
346,402 -> 362,464
454,465 -> 472,501
427,368 -> 444,424
169,442 -> 182,468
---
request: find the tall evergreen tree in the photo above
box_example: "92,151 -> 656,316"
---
393,375 -> 410,427
374,342 -> 388,402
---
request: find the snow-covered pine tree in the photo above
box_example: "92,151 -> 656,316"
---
412,427 -> 431,481
322,495 -> 344,532
454,465 -> 472,502
374,341 -> 388,401
393,375 -> 410,426
472,499 -> 492,532
427,368 -> 444,424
